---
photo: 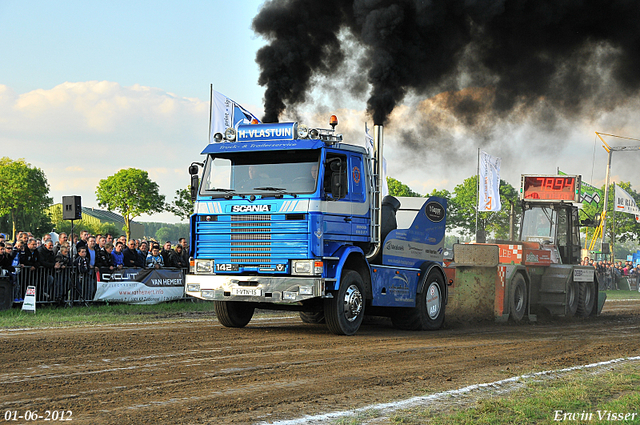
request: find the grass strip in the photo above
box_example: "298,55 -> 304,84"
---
604,290 -> 640,300
0,300 -> 217,328
381,363 -> 640,425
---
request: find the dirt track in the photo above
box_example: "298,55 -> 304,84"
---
1,300 -> 639,424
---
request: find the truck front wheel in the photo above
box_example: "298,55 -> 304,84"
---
324,270 -> 365,335
392,270 -> 446,331
214,301 -> 255,328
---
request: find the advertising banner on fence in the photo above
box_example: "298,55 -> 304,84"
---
93,268 -> 185,305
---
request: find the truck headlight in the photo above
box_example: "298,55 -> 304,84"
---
186,283 -> 200,292
291,260 -> 323,276
195,260 -> 213,274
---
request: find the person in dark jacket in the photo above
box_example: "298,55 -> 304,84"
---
123,240 -> 139,268
0,242 -> 15,274
37,240 -> 56,299
179,238 -> 189,266
37,240 -> 56,269
20,238 -> 39,271
161,241 -> 172,267
169,244 -> 187,269
95,242 -> 114,271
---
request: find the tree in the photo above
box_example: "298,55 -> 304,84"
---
166,187 -> 194,221
387,177 -> 421,197
448,175 -> 520,239
0,157 -> 53,240
95,168 -> 165,240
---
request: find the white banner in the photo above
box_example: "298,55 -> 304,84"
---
614,184 -> 640,218
210,90 -> 260,143
478,150 -> 501,211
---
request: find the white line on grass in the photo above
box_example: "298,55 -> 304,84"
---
259,356 -> 640,425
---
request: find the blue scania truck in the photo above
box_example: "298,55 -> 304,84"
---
184,118 -> 448,335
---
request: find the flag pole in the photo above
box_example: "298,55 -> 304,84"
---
208,84 -> 213,143
475,148 -> 479,239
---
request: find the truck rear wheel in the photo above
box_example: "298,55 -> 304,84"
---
392,270 -> 446,331
566,280 -> 578,317
214,301 -> 255,328
299,311 -> 325,324
576,281 -> 595,317
509,274 -> 527,322
324,270 -> 365,335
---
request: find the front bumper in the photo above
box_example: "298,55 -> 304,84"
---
184,274 -> 326,303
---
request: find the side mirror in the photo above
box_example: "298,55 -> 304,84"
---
331,173 -> 346,200
190,174 -> 199,201
189,164 -> 199,175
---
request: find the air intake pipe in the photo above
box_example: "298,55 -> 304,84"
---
366,125 -> 383,261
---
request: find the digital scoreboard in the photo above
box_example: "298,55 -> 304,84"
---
521,175 -> 581,202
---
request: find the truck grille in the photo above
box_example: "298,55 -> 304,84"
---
195,213 -> 308,268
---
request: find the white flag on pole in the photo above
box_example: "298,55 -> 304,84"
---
210,90 -> 260,143
478,150 -> 501,211
614,184 -> 640,219
365,123 -> 388,197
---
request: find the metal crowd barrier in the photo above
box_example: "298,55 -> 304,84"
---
14,266 -> 189,305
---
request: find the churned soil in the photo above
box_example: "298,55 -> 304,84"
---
1,300 -> 639,424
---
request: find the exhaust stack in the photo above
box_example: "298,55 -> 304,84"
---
366,124 -> 383,260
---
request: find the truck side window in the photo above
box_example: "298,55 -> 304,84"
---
324,154 -> 347,200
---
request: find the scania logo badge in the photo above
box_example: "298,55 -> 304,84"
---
231,204 -> 271,213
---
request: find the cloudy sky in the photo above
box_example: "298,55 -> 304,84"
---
1,0 -> 639,225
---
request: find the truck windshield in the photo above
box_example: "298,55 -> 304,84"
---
200,149 -> 321,197
521,206 -> 557,242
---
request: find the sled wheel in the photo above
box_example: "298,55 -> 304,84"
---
392,270 -> 446,331
510,274 -> 527,322
299,311 -> 325,324
324,270 -> 365,335
214,301 -> 255,328
576,281 -> 595,317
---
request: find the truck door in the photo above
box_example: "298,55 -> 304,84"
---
349,154 -> 370,241
322,152 -> 351,242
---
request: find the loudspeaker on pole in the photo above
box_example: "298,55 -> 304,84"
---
62,196 -> 82,220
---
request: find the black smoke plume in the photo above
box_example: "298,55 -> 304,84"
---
253,0 -> 640,125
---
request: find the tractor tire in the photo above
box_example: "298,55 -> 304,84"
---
566,280 -> 579,317
324,270 -> 365,335
576,281 -> 596,317
214,301 -> 255,328
392,270 -> 446,331
509,274 -> 527,322
299,311 -> 325,324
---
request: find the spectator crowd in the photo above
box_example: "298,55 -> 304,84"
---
0,230 -> 190,303
581,257 -> 640,290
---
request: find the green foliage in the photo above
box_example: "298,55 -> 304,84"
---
140,222 -> 189,243
447,175 -> 520,239
95,168 -> 165,240
166,187 -> 194,221
0,157 -> 53,239
387,177 -> 421,197
52,219 -> 123,238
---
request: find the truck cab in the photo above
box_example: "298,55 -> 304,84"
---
185,120 -> 448,335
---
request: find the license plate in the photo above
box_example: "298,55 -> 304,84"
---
216,263 -> 239,272
231,288 -> 262,296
